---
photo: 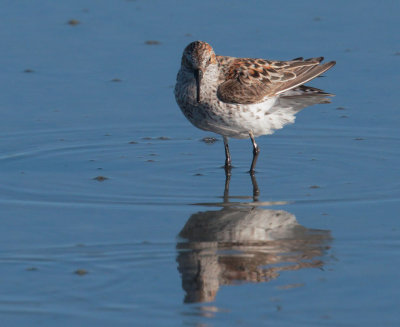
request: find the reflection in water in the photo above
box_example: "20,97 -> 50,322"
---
177,173 -> 331,303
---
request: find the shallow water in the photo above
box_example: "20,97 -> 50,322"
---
1,0 -> 400,326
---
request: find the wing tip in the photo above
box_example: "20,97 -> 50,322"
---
274,59 -> 336,95
321,60 -> 336,72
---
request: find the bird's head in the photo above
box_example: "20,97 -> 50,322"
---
181,41 -> 217,102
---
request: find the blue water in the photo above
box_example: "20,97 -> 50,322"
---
1,0 -> 399,326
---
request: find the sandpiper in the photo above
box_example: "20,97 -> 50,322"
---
175,41 -> 335,173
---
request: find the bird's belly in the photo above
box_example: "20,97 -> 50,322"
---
175,84 -> 295,139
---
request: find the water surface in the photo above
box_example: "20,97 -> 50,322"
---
1,0 -> 399,326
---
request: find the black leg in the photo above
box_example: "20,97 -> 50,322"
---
249,132 -> 260,174
223,136 -> 232,169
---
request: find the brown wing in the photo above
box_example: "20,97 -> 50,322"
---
216,56 -> 335,104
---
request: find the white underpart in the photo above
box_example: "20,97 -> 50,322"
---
175,64 -> 301,139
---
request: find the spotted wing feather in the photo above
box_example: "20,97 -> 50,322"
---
216,56 -> 335,104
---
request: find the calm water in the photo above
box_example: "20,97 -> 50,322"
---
1,0 -> 399,326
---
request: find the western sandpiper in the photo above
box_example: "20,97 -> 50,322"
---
175,41 -> 335,173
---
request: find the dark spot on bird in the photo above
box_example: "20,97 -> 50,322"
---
251,70 -> 260,78
244,62 -> 251,67
274,62 -> 284,67
253,63 -> 260,69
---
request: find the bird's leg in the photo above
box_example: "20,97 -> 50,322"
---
249,131 -> 260,175
223,136 -> 232,171
223,137 -> 232,202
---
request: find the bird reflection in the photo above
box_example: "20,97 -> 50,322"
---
176,172 -> 332,303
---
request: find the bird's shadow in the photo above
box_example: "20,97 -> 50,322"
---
176,172 -> 332,303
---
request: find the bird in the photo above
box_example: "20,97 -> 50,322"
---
174,41 -> 335,174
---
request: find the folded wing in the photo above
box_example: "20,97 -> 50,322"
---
216,56 -> 335,104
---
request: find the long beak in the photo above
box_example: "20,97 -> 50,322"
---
194,69 -> 203,103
